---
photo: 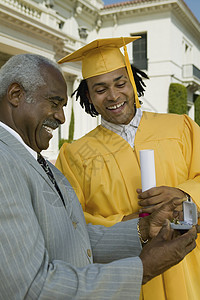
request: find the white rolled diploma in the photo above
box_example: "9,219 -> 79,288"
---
139,149 -> 156,192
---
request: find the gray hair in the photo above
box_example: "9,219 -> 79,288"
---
0,54 -> 63,101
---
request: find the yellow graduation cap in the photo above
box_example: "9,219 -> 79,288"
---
58,37 -> 141,108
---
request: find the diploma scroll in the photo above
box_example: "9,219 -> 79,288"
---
139,149 -> 156,192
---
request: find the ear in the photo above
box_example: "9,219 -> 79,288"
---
7,83 -> 25,107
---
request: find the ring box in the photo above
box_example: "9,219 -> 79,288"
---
170,200 -> 198,230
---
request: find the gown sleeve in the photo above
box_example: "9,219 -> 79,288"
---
176,115 -> 200,209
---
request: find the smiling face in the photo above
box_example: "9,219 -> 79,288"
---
11,64 -> 68,152
86,67 -> 136,125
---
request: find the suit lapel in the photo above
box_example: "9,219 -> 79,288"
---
0,126 -> 58,195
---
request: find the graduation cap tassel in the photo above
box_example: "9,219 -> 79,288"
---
123,41 -> 141,109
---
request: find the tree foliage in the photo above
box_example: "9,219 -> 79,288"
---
168,83 -> 187,114
68,106 -> 75,143
58,106 -> 75,149
195,95 -> 200,126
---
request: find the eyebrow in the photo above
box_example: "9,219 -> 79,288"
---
47,96 -> 67,106
91,74 -> 125,89
48,96 -> 64,101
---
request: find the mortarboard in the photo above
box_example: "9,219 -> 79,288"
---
58,37 -> 141,108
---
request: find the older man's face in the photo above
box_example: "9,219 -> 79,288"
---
86,67 -> 136,125
13,65 -> 68,152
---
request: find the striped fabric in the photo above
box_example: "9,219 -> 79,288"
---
101,108 -> 143,148
0,125 -> 143,299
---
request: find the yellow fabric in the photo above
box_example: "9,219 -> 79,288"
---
123,42 -> 140,108
56,111 -> 200,300
57,37 -> 140,69
58,37 -> 141,108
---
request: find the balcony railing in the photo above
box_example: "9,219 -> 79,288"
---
183,64 -> 200,80
1,0 -> 41,19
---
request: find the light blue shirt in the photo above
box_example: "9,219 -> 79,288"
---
101,108 -> 143,148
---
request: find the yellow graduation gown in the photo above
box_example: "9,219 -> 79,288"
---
56,111 -> 200,300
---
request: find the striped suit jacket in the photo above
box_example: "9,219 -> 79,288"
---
0,126 -> 143,299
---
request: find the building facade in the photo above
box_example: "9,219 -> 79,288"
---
0,0 -> 200,161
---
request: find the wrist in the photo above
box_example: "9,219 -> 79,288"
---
137,218 -> 149,245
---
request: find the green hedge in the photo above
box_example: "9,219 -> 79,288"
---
168,83 -> 187,114
195,95 -> 200,126
59,106 -> 75,149
68,106 -> 75,142
58,138 -> 67,149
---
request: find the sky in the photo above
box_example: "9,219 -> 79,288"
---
103,0 -> 200,22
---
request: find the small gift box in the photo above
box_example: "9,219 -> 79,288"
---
171,200 -> 198,230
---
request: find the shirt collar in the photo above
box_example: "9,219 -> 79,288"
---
101,108 -> 143,148
101,108 -> 143,135
0,121 -> 37,160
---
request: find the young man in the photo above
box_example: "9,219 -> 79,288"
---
56,37 -> 200,300
0,53 -> 197,299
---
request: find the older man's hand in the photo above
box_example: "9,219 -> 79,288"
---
138,197 -> 185,240
139,219 -> 198,284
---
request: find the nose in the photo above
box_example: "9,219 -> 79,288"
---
107,87 -> 119,101
54,107 -> 65,124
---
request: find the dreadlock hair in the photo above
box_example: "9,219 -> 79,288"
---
71,79 -> 98,117
71,65 -> 149,117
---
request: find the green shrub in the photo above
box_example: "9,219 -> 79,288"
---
58,106 -> 75,149
68,106 -> 74,143
195,95 -> 200,126
168,83 -> 187,114
59,138 -> 68,149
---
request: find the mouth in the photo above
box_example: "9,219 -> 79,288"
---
107,102 -> 125,110
43,125 -> 54,136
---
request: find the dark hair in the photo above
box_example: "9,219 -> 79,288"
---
71,65 -> 149,117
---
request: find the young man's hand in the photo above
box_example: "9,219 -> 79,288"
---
137,186 -> 186,214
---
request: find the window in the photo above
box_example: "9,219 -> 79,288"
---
132,33 -> 147,70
